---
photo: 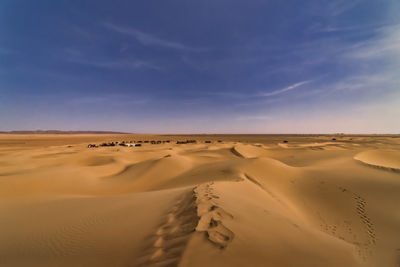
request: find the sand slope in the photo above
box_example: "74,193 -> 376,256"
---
354,150 -> 400,172
0,134 -> 400,267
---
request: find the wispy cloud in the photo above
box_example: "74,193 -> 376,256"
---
346,24 -> 400,59
307,0 -> 363,17
307,22 -> 389,34
259,80 -> 311,97
327,0 -> 363,16
103,22 -> 202,51
194,80 -> 314,102
64,48 -> 159,70
68,57 -> 159,70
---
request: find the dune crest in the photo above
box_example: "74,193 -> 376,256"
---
354,150 -> 400,172
231,144 -> 271,158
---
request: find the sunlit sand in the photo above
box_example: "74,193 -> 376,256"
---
1,134 -> 399,267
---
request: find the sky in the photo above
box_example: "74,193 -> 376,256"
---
1,0 -> 399,133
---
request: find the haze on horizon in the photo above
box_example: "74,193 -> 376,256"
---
1,0 -> 399,134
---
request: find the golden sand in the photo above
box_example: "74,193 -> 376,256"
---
0,134 -> 399,267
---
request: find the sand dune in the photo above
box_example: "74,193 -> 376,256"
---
231,143 -> 272,158
0,134 -> 400,266
354,150 -> 400,172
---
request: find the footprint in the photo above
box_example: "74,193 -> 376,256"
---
194,182 -> 235,249
207,221 -> 235,249
135,189 -> 199,266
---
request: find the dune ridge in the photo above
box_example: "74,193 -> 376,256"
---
194,182 -> 234,249
354,150 -> 400,173
134,189 -> 198,266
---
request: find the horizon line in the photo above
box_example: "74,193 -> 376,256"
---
0,130 -> 399,136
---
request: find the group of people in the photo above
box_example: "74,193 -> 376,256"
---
87,139 -> 222,148
87,141 -> 142,148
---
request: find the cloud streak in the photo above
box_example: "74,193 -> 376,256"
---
67,57 -> 159,70
259,80 -> 312,97
103,22 -> 200,51
63,48 -> 159,70
327,0 -> 363,16
347,24 -> 400,60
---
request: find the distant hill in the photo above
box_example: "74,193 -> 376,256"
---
0,130 -> 130,134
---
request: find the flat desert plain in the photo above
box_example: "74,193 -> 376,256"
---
1,134 -> 400,267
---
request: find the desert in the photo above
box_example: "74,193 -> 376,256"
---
3,0 -> 400,266
0,134 -> 399,267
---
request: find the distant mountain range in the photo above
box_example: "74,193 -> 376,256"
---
0,130 -> 130,134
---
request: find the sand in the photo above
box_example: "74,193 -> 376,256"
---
0,134 -> 400,267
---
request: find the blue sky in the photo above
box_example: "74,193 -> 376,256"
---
1,0 -> 399,133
